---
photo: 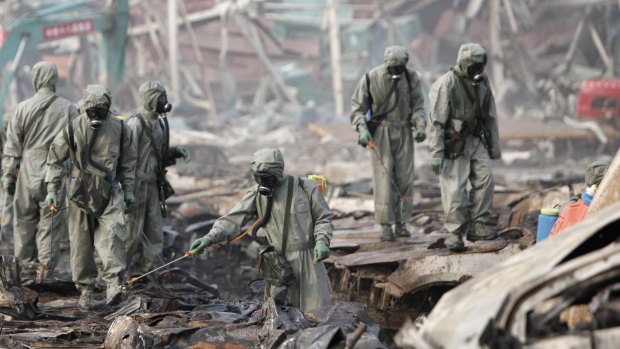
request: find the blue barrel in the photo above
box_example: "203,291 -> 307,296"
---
537,207 -> 559,243
582,191 -> 593,205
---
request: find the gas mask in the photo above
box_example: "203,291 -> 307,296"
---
387,65 -> 406,81
467,63 -> 485,84
86,107 -> 109,130
156,93 -> 172,114
254,172 -> 279,189
258,185 -> 273,197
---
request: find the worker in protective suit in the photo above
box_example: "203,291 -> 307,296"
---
585,160 -> 609,187
350,46 -> 426,241
1,125 -> 14,248
1,61 -> 78,270
190,148 -> 332,311
428,43 -> 502,251
568,160 -> 610,204
45,85 -> 136,309
124,81 -> 190,277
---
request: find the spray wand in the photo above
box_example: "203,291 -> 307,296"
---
119,218 -> 262,290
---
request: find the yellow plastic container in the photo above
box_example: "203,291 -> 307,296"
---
307,174 -> 327,193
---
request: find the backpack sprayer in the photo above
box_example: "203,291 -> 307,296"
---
364,73 -> 409,218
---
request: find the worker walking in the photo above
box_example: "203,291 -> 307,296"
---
428,43 -> 502,251
45,85 -> 136,309
350,46 -> 427,241
1,61 -> 78,271
124,81 -> 190,278
190,148 -> 332,311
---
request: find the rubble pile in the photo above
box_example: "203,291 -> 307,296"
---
0,256 -> 387,348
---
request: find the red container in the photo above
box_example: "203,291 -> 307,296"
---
549,199 -> 589,237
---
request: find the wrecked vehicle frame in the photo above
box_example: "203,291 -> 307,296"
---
396,200 -> 620,349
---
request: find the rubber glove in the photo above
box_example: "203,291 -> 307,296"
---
190,235 -> 214,254
124,191 -> 136,213
2,175 -> 15,195
431,157 -> 444,175
358,129 -> 373,147
414,129 -> 426,143
313,242 -> 330,263
175,147 -> 191,163
45,192 -> 58,208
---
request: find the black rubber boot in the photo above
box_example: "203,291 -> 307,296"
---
380,224 -> 396,241
395,223 -> 410,237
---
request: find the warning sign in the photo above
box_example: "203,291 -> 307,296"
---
0,26 -> 7,47
43,19 -> 94,40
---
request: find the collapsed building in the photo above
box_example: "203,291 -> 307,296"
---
1,0 -> 620,348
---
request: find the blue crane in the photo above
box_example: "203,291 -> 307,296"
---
0,0 -> 129,127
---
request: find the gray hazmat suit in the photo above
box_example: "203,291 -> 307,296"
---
125,81 -> 182,275
350,46 -> 426,228
2,61 -> 78,268
201,149 -> 332,311
428,43 -> 501,242
45,85 -> 135,292
1,126 -> 14,246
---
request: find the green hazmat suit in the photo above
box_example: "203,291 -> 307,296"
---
1,61 -> 78,268
201,148 -> 332,311
0,182 -> 13,247
1,125 -> 14,247
45,85 -> 135,292
568,160 -> 610,204
350,46 -> 426,226
124,81 -> 183,275
428,43 -> 501,239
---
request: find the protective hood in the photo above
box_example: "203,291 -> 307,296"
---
585,160 -> 610,187
453,43 -> 487,78
139,80 -> 166,114
31,61 -> 58,92
76,99 -> 84,114
383,46 -> 409,68
251,148 -> 285,182
81,85 -> 112,111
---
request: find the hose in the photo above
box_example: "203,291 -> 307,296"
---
252,194 -> 273,246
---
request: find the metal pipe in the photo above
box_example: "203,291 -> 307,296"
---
10,34 -> 27,71
562,116 -> 608,144
327,0 -> 344,116
0,34 -> 29,128
36,0 -> 89,17
168,0 -> 180,101
264,2 -> 376,10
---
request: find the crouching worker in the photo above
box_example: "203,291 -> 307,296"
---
45,85 -> 136,310
190,148 -> 332,311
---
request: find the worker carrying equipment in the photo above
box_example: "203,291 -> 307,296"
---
428,43 -> 502,252
45,85 -> 136,310
124,81 -> 190,279
350,46 -> 427,241
190,148 -> 333,311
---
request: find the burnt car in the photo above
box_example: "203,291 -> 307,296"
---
396,200 -> 620,349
